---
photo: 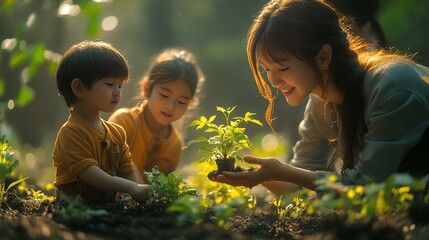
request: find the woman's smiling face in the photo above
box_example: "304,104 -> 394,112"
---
257,47 -> 322,106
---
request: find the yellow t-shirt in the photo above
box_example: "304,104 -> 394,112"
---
52,112 -> 134,188
108,103 -> 183,180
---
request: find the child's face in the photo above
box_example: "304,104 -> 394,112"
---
146,79 -> 192,125
82,77 -> 123,113
257,48 -> 320,106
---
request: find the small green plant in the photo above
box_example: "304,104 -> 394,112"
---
167,193 -> 235,228
144,166 -> 196,203
56,194 -> 109,222
273,189 -> 316,219
30,189 -> 55,202
184,106 -> 262,172
312,173 -> 425,218
212,203 -> 234,228
275,173 -> 427,222
168,195 -> 207,226
173,162 -> 256,228
0,135 -> 28,200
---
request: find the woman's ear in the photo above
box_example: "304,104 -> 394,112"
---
315,44 -> 332,71
71,78 -> 85,98
141,79 -> 150,98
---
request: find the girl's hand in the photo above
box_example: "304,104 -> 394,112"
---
214,155 -> 282,188
130,184 -> 151,202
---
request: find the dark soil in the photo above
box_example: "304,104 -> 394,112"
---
207,166 -> 255,180
1,189 -> 429,240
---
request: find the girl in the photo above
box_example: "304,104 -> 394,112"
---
214,0 -> 429,195
109,48 -> 205,182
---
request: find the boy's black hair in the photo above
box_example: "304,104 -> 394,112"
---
56,40 -> 130,107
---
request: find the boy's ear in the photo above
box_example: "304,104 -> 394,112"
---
71,78 -> 85,98
141,79 -> 150,97
315,44 -> 332,71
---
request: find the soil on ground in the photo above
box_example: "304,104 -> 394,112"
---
2,189 -> 429,240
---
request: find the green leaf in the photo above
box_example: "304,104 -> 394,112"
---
0,79 -> 4,97
217,125 -> 225,135
208,115 -> 216,123
244,112 -> 263,126
226,106 -> 236,114
0,165 -> 10,178
235,127 -> 246,134
15,85 -> 34,107
90,209 -> 109,216
216,106 -> 227,113
5,177 -> 28,193
238,140 -> 250,149
183,136 -> 208,149
9,49 -> 27,68
230,121 -> 239,127
205,127 -> 218,133
1,0 -> 18,12
81,2 -> 102,37
197,145 -> 213,154
48,62 -> 58,75
391,173 -> 415,187
6,159 -> 19,173
28,43 -> 46,78
188,119 -> 201,127
196,116 -> 208,129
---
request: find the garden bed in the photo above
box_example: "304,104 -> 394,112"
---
1,187 -> 428,240
1,136 -> 428,240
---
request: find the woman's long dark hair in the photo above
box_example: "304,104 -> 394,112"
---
246,0 -> 384,171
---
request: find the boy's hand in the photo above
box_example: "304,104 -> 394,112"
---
130,184 -> 151,202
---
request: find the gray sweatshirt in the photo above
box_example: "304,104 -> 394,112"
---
289,61 -> 429,187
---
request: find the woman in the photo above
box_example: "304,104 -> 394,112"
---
214,0 -> 429,195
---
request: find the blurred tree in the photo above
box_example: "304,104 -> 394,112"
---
1,0 -> 428,152
143,0 -> 175,50
379,0 -> 429,65
0,0 -> 107,146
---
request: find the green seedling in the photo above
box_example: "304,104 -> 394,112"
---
0,135 -> 28,200
145,166 -> 196,203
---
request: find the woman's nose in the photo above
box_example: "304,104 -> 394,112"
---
267,72 -> 282,88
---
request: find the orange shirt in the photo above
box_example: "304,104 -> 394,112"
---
52,112 -> 134,188
108,103 -> 183,181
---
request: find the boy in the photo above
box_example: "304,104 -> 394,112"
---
52,40 -> 150,204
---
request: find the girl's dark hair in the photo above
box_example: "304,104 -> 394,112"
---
142,48 -> 205,105
247,0 -> 379,171
56,40 -> 130,107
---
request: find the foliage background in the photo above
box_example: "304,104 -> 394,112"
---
0,0 -> 428,184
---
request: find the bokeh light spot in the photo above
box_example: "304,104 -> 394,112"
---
102,16 -> 118,31
261,133 -> 278,152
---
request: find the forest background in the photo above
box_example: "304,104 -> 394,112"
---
1,0 -> 428,186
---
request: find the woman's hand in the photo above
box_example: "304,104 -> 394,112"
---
213,155 -> 283,188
